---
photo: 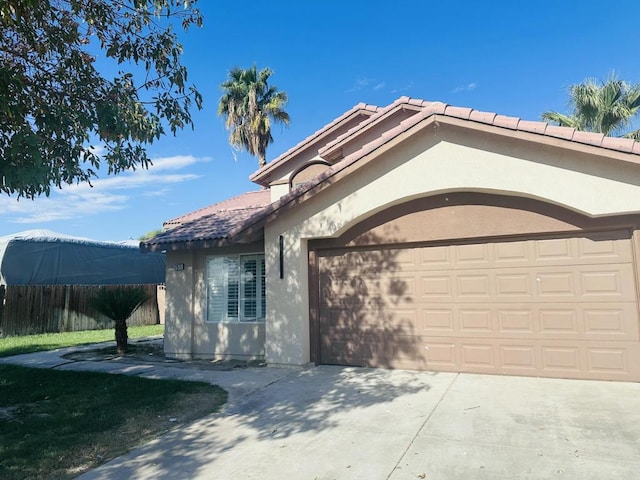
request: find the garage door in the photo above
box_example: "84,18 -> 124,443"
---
318,230 -> 640,380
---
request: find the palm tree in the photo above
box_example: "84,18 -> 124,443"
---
91,287 -> 150,354
542,73 -> 640,140
218,65 -> 290,168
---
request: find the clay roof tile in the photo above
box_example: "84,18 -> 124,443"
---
469,110 -> 497,125
444,106 -> 472,120
493,115 -> 520,130
517,120 -> 547,135
544,125 -> 576,141
572,130 -> 605,147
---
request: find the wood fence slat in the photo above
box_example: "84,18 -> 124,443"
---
0,284 -> 161,337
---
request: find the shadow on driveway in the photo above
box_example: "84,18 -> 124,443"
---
79,366 -> 453,479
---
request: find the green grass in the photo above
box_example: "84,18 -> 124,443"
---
0,364 -> 227,480
0,324 -> 164,358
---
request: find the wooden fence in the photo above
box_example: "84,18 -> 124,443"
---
0,284 -> 163,337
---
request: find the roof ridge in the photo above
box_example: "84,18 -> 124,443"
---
437,104 -> 640,154
318,96 -> 444,158
249,102 -> 381,184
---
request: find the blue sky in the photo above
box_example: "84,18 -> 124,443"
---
2,0 -> 640,241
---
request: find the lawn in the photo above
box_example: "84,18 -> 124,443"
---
0,364 -> 227,480
0,324 -> 164,358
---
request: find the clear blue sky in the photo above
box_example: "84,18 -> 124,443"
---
1,0 -> 639,241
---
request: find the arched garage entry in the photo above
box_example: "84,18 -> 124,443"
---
308,193 -> 640,381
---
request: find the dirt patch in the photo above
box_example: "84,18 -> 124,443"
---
61,339 -> 266,371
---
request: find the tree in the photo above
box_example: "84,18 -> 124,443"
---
0,0 -> 203,199
139,228 -> 164,241
218,65 -> 290,168
91,286 -> 150,354
542,73 -> 640,140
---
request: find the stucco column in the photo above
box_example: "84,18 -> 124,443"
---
164,250 -> 195,359
264,228 -> 311,366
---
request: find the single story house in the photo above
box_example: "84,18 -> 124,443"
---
142,96 -> 640,381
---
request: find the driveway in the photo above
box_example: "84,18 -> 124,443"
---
75,365 -> 640,480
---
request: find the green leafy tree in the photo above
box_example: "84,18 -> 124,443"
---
0,0 -> 203,199
139,228 -> 164,241
542,73 -> 640,139
91,287 -> 150,354
218,65 -> 290,168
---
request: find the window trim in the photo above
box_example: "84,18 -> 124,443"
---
205,252 -> 266,323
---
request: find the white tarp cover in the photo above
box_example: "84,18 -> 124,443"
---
0,230 -> 165,285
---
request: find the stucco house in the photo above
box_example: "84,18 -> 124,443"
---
141,96 -> 640,381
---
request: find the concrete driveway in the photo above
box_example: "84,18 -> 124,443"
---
76,365 -> 640,480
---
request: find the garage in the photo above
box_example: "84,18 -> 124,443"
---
317,229 -> 640,381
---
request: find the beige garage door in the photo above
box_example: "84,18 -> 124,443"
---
318,230 -> 640,380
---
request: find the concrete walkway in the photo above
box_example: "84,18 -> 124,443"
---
2,341 -> 640,479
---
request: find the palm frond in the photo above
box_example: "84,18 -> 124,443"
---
217,65 -> 289,167
543,72 -> 640,138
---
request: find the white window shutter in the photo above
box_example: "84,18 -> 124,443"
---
206,257 -> 225,322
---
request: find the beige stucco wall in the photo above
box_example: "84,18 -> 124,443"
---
263,124 -> 640,366
164,242 -> 265,360
270,182 -> 289,202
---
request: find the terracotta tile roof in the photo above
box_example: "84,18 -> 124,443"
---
163,190 -> 270,228
141,190 -> 271,250
318,96 -> 430,160
327,97 -> 640,157
221,98 -> 640,243
144,96 -> 640,251
249,102 -> 380,184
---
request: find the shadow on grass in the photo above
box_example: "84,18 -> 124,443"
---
0,364 -> 227,480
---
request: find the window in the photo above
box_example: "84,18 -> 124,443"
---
206,254 -> 265,322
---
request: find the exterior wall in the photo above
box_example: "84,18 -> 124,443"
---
164,241 -> 265,360
270,182 -> 289,202
264,124 -> 640,366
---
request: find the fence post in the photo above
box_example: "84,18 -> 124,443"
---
62,286 -> 72,332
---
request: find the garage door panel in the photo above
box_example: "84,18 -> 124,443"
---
322,333 -> 427,370
411,233 -> 633,272
494,241 -> 531,264
417,303 -> 637,341
420,245 -> 451,266
414,264 -> 636,302
583,305 -> 639,340
320,306 -> 420,336
455,243 -> 492,264
499,345 -> 537,371
419,337 -> 640,379
318,232 -> 640,381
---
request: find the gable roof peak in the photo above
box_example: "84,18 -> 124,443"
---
249,101 -> 380,185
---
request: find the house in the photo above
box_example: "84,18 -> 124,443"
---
141,96 -> 640,381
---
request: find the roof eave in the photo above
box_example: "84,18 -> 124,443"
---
140,228 -> 264,253
249,105 -> 379,186
223,113 -> 640,238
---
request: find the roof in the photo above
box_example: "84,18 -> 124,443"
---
318,96 -> 429,161
163,190 -> 271,229
142,190 -> 271,251
144,97 -> 640,252
249,102 -> 380,186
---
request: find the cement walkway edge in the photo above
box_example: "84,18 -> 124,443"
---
0,338 -> 299,408
2,340 -> 640,479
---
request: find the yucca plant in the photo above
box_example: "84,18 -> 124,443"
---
91,287 -> 150,354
